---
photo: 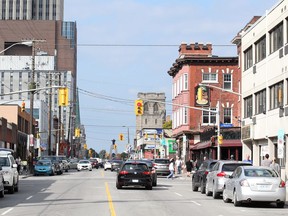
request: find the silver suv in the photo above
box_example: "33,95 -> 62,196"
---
0,148 -> 19,194
205,160 -> 252,199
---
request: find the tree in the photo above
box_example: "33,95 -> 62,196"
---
120,152 -> 129,160
99,150 -> 106,159
163,120 -> 172,129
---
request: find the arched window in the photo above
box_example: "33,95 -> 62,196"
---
144,102 -> 148,112
153,103 -> 158,112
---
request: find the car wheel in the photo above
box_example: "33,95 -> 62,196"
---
276,202 -> 285,208
233,191 -> 241,207
192,178 -> 198,191
200,179 -> 206,194
223,187 -> 231,203
0,189 -> 4,198
205,183 -> 212,196
146,185 -> 152,190
8,184 -> 14,194
116,183 -> 122,189
212,183 -> 220,199
104,169 -> 107,171
77,169 -> 80,172
89,169 -> 92,171
14,183 -> 19,192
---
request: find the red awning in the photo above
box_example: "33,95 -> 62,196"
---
218,139 -> 242,147
191,141 -> 211,150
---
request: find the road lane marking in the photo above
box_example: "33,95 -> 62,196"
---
1,208 -> 13,215
101,170 -> 104,177
105,182 -> 116,216
26,196 -> 33,200
190,200 -> 201,206
175,192 -> 183,197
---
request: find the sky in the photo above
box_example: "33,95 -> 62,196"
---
64,0 -> 278,153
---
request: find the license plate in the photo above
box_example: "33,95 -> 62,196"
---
257,184 -> 271,191
132,179 -> 139,183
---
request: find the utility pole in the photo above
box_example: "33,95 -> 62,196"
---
48,72 -> 52,155
57,72 -> 62,156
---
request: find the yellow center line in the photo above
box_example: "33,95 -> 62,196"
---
105,182 -> 116,216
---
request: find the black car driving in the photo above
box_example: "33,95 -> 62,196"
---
116,160 -> 153,190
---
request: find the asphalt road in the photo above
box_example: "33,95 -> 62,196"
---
0,169 -> 287,216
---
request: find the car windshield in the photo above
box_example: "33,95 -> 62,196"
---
79,160 -> 89,164
222,163 -> 251,172
209,162 -> 217,169
123,163 -> 148,171
0,157 -> 10,167
244,169 -> 278,177
154,159 -> 169,164
36,160 -> 51,166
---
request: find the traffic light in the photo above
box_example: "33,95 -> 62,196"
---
135,99 -> 143,116
21,100 -> 25,112
119,133 -> 124,141
197,86 -> 203,101
113,144 -> 117,150
144,133 -> 148,139
75,128 -> 80,137
58,87 -> 69,106
218,134 -> 223,145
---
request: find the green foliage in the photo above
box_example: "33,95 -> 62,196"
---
163,120 -> 172,129
99,149 -> 106,159
120,152 -> 129,160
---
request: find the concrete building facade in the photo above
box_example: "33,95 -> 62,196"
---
241,0 -> 288,180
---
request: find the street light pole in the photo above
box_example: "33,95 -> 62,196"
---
216,101 -> 220,160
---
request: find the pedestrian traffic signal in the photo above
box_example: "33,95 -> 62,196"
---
75,128 -> 80,137
135,99 -> 143,116
58,87 -> 69,106
21,100 -> 25,112
119,133 -> 124,141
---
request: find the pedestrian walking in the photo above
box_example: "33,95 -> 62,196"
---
270,158 -> 280,174
261,153 -> 272,167
243,154 -> 252,164
185,158 -> 193,177
175,157 -> 182,174
167,158 -> 175,179
15,156 -> 21,173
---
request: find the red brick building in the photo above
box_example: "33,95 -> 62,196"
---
168,42 -> 241,162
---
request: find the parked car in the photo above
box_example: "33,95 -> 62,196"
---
206,160 -> 252,199
34,159 -> 55,176
40,156 -> 63,175
152,158 -> 170,176
0,148 -> 19,194
104,160 -> 112,171
68,158 -> 79,169
61,159 -> 70,172
192,159 -> 218,193
77,160 -> 92,171
111,160 -> 124,172
89,158 -> 99,169
127,159 -> 157,186
0,165 -> 4,198
223,166 -> 286,208
116,160 -> 153,190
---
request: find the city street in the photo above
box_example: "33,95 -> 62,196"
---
0,169 -> 287,216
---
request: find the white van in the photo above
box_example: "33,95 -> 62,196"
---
0,148 -> 19,193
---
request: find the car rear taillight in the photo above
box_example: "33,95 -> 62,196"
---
119,171 -> 128,175
205,171 -> 209,175
279,180 -> 286,188
239,179 -> 249,187
216,172 -> 226,177
142,171 -> 151,175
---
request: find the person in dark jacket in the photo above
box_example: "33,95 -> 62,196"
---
185,159 -> 193,177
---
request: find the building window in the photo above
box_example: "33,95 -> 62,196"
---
255,35 -> 266,63
183,73 -> 188,90
223,74 -> 232,90
244,96 -> 253,118
202,73 -> 217,82
255,89 -> 266,114
202,108 -> 216,124
155,119 -> 157,124
145,119 -> 147,124
183,107 -> 188,124
270,82 -> 283,109
144,103 -> 148,112
244,46 -> 253,70
153,103 -> 158,112
223,108 -> 232,124
270,22 -> 283,54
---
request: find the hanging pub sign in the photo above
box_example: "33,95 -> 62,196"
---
195,85 -> 210,106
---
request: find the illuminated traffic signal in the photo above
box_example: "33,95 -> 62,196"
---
75,128 -> 80,137
135,99 -> 143,116
197,86 -> 203,101
119,133 -> 124,141
218,134 -> 223,145
144,133 -> 148,139
113,144 -> 117,150
21,100 -> 25,112
58,87 -> 69,106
